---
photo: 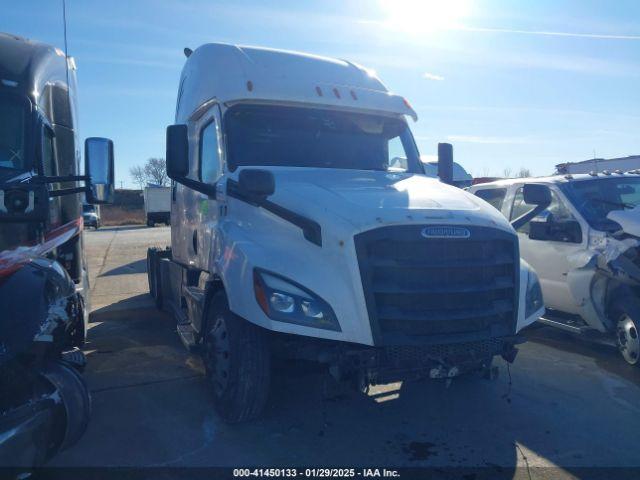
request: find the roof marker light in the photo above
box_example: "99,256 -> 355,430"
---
589,171 -> 598,176
315,86 -> 323,97
603,170 -> 611,175
333,88 -> 341,99
246,80 -> 254,92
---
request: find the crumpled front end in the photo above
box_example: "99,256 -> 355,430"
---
0,258 -> 84,364
563,229 -> 640,332
0,258 -> 90,468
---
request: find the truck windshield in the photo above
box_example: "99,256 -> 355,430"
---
560,177 -> 640,231
0,95 -> 27,171
225,105 -> 423,173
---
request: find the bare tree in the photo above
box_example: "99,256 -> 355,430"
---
517,167 -> 532,178
502,167 -> 512,178
129,158 -> 169,188
144,158 -> 168,186
129,165 -> 146,190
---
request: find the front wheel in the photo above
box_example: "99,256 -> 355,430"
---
203,292 -> 271,423
611,297 -> 640,366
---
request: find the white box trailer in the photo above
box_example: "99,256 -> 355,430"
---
148,43 -> 546,422
143,186 -> 171,226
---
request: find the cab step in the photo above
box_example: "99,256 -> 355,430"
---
539,315 -> 590,334
177,323 -> 200,352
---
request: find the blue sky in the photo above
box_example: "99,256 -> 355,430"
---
3,0 -> 640,186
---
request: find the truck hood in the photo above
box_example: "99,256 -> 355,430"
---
607,207 -> 640,238
248,167 -> 512,232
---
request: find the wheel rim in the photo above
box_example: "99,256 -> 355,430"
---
617,314 -> 639,365
204,315 -> 231,396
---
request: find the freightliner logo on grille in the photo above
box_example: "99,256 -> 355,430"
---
421,226 -> 471,239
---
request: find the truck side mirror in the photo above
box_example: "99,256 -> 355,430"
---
166,124 -> 189,180
437,143 -> 454,186
523,183 -> 551,205
530,217 -> 582,243
239,169 -> 275,198
85,137 -> 114,204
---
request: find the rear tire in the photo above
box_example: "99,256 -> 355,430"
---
203,291 -> 271,423
611,297 -> 640,366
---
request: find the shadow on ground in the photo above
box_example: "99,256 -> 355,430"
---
525,325 -> 640,386
100,259 -> 148,277
89,293 -> 155,323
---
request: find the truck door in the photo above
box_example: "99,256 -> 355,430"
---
171,106 -> 224,269
510,185 -> 583,314
193,107 -> 224,271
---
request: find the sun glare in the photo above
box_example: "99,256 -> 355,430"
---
379,0 -> 472,34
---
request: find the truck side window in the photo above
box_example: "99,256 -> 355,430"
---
199,120 -> 222,184
388,136 -> 408,171
474,188 -> 507,211
511,187 -> 537,234
511,187 -> 576,235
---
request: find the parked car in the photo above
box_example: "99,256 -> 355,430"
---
147,43 -> 545,423
469,172 -> 640,366
83,203 -> 101,229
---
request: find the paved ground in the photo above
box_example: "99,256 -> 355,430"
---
52,225 -> 640,477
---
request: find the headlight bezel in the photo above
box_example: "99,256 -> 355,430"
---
525,268 -> 544,318
253,268 -> 341,332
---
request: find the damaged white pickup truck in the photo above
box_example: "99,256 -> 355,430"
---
470,172 -> 640,365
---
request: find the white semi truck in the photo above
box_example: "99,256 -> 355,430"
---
147,43 -> 546,422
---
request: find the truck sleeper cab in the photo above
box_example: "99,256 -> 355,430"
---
470,174 -> 640,366
148,43 -> 545,422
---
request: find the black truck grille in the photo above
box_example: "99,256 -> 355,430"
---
354,225 -> 519,345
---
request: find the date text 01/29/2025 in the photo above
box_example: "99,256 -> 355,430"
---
233,468 -> 401,478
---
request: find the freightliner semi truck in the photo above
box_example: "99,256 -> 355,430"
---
147,43 -> 546,422
0,33 -> 114,466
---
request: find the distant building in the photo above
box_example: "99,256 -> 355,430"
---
556,155 -> 640,175
472,176 -> 501,185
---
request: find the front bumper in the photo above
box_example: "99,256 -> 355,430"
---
278,334 -> 522,384
338,337 -> 519,383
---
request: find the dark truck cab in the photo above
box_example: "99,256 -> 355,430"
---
0,33 -> 114,468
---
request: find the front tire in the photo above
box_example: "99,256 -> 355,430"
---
203,291 -> 271,423
611,297 -> 640,366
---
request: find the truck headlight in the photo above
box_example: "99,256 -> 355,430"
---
525,269 -> 544,318
253,269 -> 341,331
